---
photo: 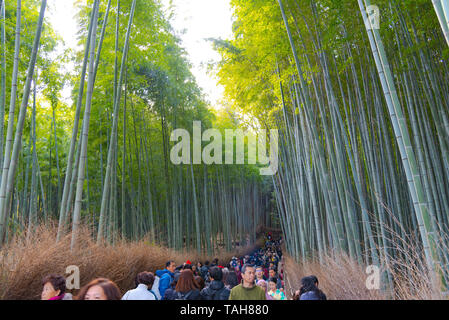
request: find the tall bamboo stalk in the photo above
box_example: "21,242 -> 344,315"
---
0,0 -> 46,244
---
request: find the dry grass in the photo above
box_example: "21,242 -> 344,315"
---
282,235 -> 449,300
283,251 -> 385,300
0,223 -> 258,300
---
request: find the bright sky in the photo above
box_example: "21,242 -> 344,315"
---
47,0 -> 234,107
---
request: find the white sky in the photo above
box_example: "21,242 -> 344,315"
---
46,0 -> 233,107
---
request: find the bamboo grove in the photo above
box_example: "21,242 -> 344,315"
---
0,0 -> 275,254
215,0 -> 449,292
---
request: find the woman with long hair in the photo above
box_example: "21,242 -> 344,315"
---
174,269 -> 202,300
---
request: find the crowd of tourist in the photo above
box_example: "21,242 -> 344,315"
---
40,233 -> 326,300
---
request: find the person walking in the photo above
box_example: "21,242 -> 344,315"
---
256,279 -> 273,300
267,277 -> 286,300
122,272 -> 157,300
163,273 -> 181,300
299,275 -> 327,300
156,260 -> 176,299
229,264 -> 266,300
268,267 -> 283,290
174,269 -> 202,300
201,261 -> 210,281
200,266 -> 230,300
255,266 -> 266,281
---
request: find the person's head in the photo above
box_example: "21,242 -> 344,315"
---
195,276 -> 205,290
241,264 -> 256,287
224,271 -> 239,289
256,279 -> 268,292
300,276 -> 318,295
175,269 -> 199,293
209,266 -> 223,282
197,262 -> 202,268
255,266 -> 264,279
76,278 -> 121,300
166,260 -> 176,273
309,275 -> 319,287
183,263 -> 193,270
205,260 -> 210,266
172,273 -> 181,288
136,271 -> 155,288
268,277 -> 277,292
269,267 -> 277,278
41,274 -> 66,300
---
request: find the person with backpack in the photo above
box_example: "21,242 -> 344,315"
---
122,272 -> 157,300
174,269 -> 202,300
154,260 -> 176,299
200,267 -> 230,300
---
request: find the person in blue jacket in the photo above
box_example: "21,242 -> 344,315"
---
156,260 -> 176,298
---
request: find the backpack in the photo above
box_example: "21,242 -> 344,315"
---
175,291 -> 193,300
211,287 -> 230,300
151,276 -> 162,300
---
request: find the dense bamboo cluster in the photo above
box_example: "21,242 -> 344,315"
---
274,0 -> 449,288
0,0 -> 273,254
215,0 -> 449,293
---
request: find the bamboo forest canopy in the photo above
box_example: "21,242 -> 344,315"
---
0,0 -> 275,255
215,0 -> 449,291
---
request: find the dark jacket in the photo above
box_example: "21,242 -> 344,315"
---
200,280 -> 230,300
174,289 -> 202,300
200,265 -> 209,279
300,290 -> 327,300
163,288 -> 178,300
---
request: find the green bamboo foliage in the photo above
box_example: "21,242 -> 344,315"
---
71,0 -> 100,250
97,0 -> 136,243
56,2 -> 96,241
0,0 -> 46,244
432,0 -> 449,46
359,0 -> 438,282
0,0 -> 6,176
258,0 -> 449,293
